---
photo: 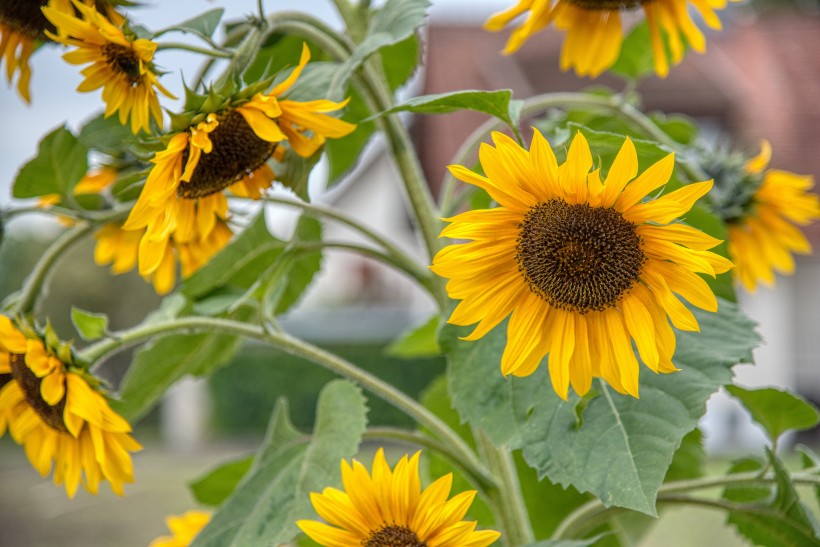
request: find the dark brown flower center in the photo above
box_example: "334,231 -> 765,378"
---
9,353 -> 68,433
0,0 -> 50,40
364,525 -> 427,547
566,0 -> 647,10
178,110 -> 276,199
516,199 -> 645,314
101,42 -> 141,85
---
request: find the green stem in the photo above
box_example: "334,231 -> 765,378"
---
12,224 -> 93,314
261,195 -> 426,278
364,427 -> 496,491
477,432 -> 535,546
154,42 -> 233,58
439,92 -> 710,215
329,0 -> 367,42
552,471 -> 820,540
78,316 -> 491,484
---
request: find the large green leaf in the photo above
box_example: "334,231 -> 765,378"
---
723,450 -> 820,546
444,299 -> 759,515
70,307 -> 109,341
13,126 -> 88,198
375,89 -> 523,132
329,0 -> 430,98
609,23 -> 656,81
192,380 -> 368,546
157,8 -> 224,40
726,385 -> 820,443
381,34 -> 421,92
385,315 -> 441,358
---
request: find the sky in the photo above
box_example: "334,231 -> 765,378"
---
0,0 -> 509,207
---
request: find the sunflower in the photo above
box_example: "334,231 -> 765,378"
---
297,449 -> 501,547
431,131 -> 732,399
149,510 -> 212,547
725,141 -> 820,292
0,316 -> 141,498
123,43 -> 355,282
42,0 -> 174,134
94,219 -> 233,294
485,0 -> 741,78
0,0 -> 117,101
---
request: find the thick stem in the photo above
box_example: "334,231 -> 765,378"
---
12,224 -> 93,314
477,432 -> 535,546
154,42 -> 233,58
78,316 -> 491,485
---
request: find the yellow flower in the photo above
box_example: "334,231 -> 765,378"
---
297,449 -> 501,547
0,316 -> 141,498
485,0 -> 741,78
43,0 -> 174,134
94,219 -> 233,294
123,43 -> 355,283
727,141 -> 820,292
150,510 -> 212,547
431,131 -> 732,399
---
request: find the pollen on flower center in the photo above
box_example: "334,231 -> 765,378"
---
364,525 -> 428,547
0,0 -> 50,39
101,42 -> 141,84
8,353 -> 68,433
516,199 -> 645,313
565,0 -> 646,10
179,110 -> 277,199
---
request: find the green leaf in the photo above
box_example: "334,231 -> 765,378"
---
13,126 -> 88,198
381,34 -> 421,92
192,380 -> 368,546
797,445 -> 820,509
112,309 -> 251,422
77,112 -> 150,159
325,82 -> 376,185
376,89 -> 522,131
444,299 -> 759,515
726,385 -> 820,442
609,23 -> 656,81
650,112 -> 698,146
189,457 -> 253,506
276,216 -> 323,315
385,315 -> 441,358
665,428 -> 706,482
160,8 -> 224,40
724,450 -> 820,546
70,307 -> 108,341
329,0 -> 430,98
183,213 -> 285,299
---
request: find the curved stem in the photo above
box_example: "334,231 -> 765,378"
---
78,316 -> 492,485
155,42 -> 233,58
552,470 -> 820,540
294,240 -> 435,294
439,92 -> 710,215
11,224 -> 93,314
261,195 -> 425,275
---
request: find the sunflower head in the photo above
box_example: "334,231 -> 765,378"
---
432,130 -> 732,399
42,0 -> 175,134
297,449 -> 501,547
703,141 -> 820,292
0,316 -> 141,497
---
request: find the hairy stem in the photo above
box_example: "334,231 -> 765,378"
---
11,224 -> 93,314
154,42 -> 233,58
79,316 -> 491,485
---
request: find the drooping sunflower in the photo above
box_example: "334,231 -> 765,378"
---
123,43 -> 355,283
431,131 -> 732,399
0,0 -> 122,101
297,449 -> 501,547
485,0 -> 741,78
0,316 -> 141,498
724,141 -> 820,292
42,0 -> 174,134
149,510 -> 212,547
